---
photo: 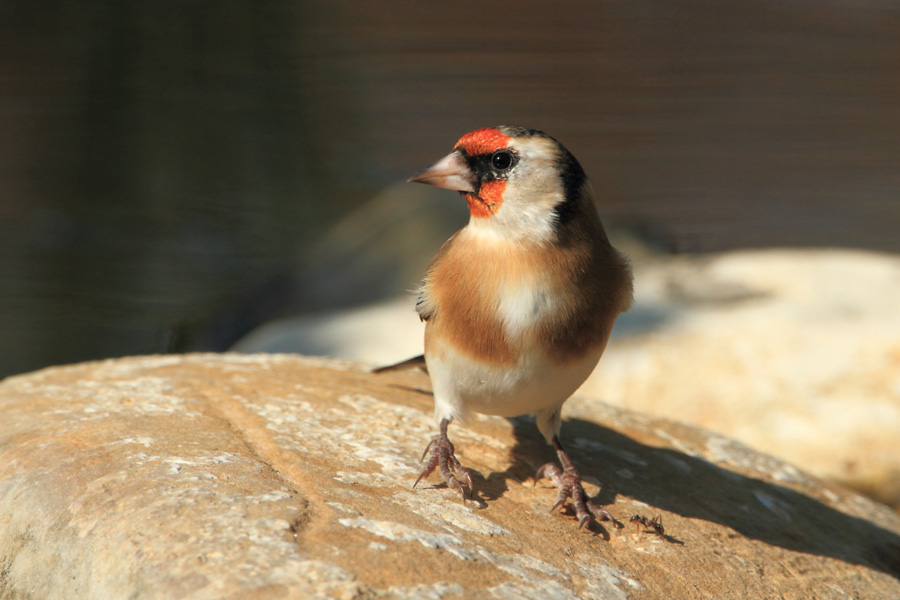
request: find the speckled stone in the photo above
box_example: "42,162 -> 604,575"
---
1,354 -> 899,599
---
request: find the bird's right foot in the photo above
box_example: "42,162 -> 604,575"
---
536,435 -> 624,530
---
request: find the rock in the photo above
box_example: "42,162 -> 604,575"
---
582,248 -> 900,511
1,354 -> 899,598
234,248 -> 900,512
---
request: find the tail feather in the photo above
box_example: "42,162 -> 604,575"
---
371,354 -> 428,374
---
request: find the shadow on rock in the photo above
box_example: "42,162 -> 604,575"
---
501,415 -> 900,579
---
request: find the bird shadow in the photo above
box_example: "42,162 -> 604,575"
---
483,415 -> 900,578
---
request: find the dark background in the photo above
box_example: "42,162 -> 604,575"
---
2,1 -> 899,378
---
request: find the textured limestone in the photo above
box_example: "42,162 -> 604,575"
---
583,249 -> 900,509
1,354 -> 899,599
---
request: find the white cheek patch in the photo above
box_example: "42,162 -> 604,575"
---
489,141 -> 564,244
495,196 -> 556,243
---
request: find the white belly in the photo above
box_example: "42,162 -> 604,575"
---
426,338 -> 605,424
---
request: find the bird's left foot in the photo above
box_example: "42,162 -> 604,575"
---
536,437 -> 623,530
414,418 -> 473,500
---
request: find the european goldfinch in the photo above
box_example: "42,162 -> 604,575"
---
388,126 -> 633,529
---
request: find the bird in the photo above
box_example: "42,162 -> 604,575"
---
380,125 -> 633,529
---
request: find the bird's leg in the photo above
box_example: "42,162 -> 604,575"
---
414,417 -> 473,500
536,436 -> 622,529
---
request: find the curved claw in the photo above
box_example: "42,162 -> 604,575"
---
420,437 -> 439,461
413,467 -> 432,490
413,438 -> 441,489
589,503 -> 624,528
455,467 -> 474,496
550,495 -> 568,513
446,474 -> 466,499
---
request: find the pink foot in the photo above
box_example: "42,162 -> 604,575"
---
536,436 -> 623,530
414,418 -> 473,500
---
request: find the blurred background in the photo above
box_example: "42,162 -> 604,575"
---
2,2 -> 899,506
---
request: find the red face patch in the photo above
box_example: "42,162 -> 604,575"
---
455,128 -> 511,219
454,128 -> 511,157
463,180 -> 505,219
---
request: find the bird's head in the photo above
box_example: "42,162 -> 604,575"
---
409,126 -> 592,243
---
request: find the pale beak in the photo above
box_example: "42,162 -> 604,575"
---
408,150 -> 477,193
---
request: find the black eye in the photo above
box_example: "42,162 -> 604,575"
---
491,151 -> 513,171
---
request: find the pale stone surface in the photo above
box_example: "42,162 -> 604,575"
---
235,249 -> 900,511
583,249 -> 900,509
1,354 -> 899,598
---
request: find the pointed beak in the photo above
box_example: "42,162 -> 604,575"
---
408,150 -> 477,193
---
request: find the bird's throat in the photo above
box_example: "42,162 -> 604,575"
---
464,180 -> 505,218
